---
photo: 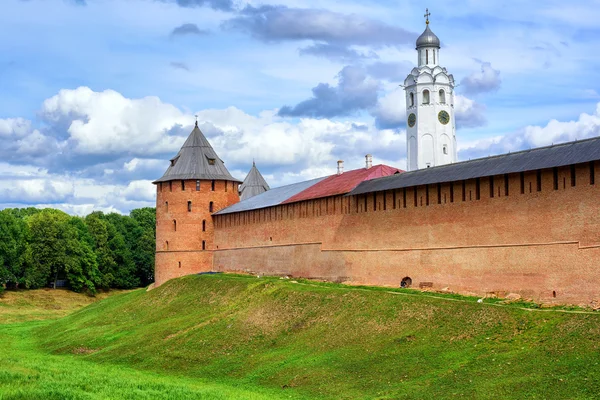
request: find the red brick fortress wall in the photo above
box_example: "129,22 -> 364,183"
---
155,179 -> 239,286
213,162 -> 600,305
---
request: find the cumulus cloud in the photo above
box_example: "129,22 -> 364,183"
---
455,95 -> 487,128
460,62 -> 501,95
223,5 -> 416,61
170,23 -> 209,37
371,88 -> 405,130
41,87 -> 189,156
278,66 -> 380,118
460,102 -> 600,160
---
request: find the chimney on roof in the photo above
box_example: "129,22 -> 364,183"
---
365,154 -> 372,169
337,160 -> 344,175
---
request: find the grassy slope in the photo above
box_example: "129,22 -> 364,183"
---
35,274 -> 600,399
0,288 -> 122,324
0,287 -> 284,400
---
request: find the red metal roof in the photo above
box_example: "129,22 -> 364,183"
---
282,164 -> 402,204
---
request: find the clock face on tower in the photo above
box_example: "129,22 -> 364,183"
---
438,110 -> 450,125
408,113 -> 416,128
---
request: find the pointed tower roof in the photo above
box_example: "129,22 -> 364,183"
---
239,161 -> 270,201
153,122 -> 241,183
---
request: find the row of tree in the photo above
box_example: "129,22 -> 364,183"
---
0,207 -> 155,294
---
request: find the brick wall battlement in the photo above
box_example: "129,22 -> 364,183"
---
212,162 -> 600,304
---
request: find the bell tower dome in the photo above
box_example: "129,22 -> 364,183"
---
404,9 -> 457,171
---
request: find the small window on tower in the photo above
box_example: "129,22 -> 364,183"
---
423,90 -> 430,105
207,158 -> 216,165
196,180 -> 200,191
410,92 -> 415,107
211,180 -> 215,191
209,202 -> 214,212
439,89 -> 446,104
443,145 -> 448,155
187,201 -> 192,212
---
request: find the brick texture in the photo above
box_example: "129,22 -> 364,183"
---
155,179 -> 239,286
211,163 -> 600,305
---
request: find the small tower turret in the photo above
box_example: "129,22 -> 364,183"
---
404,9 -> 457,171
239,161 -> 270,201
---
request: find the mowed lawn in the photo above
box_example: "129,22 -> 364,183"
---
1,274 -> 600,399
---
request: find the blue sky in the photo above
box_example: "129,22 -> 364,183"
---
1,0 -> 599,214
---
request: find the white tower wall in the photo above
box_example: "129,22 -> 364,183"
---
405,22 -> 457,171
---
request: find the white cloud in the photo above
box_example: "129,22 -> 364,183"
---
41,87 -> 189,156
460,62 -> 501,95
460,102 -> 600,159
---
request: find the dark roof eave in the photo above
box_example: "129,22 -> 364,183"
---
153,175 -> 242,184
348,137 -> 600,196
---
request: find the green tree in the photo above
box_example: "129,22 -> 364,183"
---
25,209 -> 100,291
104,213 -> 139,288
85,212 -> 118,289
0,210 -> 28,287
130,208 -> 156,286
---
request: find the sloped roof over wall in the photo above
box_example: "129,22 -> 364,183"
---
240,162 -> 270,201
282,165 -> 400,204
215,164 -> 400,215
154,122 -> 241,183
214,176 -> 327,215
350,137 -> 600,196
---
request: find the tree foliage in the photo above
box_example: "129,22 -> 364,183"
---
0,207 -> 156,294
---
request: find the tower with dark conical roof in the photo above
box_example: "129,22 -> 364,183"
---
239,161 -> 270,201
153,122 -> 241,286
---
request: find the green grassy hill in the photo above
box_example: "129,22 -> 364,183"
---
31,274 -> 600,399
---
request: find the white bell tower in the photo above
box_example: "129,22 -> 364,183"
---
404,9 -> 457,171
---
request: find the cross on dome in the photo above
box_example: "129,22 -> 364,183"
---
424,8 -> 431,25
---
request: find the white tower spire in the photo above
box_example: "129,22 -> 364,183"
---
404,10 -> 457,171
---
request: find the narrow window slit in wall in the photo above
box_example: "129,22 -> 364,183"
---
202,241 -> 206,250
475,178 -> 481,200
590,161 -> 596,185
363,196 -> 367,212
202,220 -> 206,232
414,188 -> 418,207
188,201 -> 192,212
178,261 -> 181,268
403,188 -> 407,208
225,181 -> 228,192
570,165 -> 576,187
211,180 -> 215,191
426,186 -> 430,206
489,176 -> 494,198
169,181 -> 172,192
165,201 -> 168,212
469,190 -> 472,201
553,168 -> 559,190
383,191 -> 387,210
437,183 -> 441,204
173,220 -> 177,232
537,170 -> 542,191
209,202 -> 214,212
196,180 -> 200,191
529,182 -> 532,193
504,174 -> 509,196
165,241 -> 169,251
393,190 -> 397,209
520,172 -> 525,194
373,193 -> 377,211
181,180 -> 185,191
462,181 -> 466,201
450,182 -> 454,203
